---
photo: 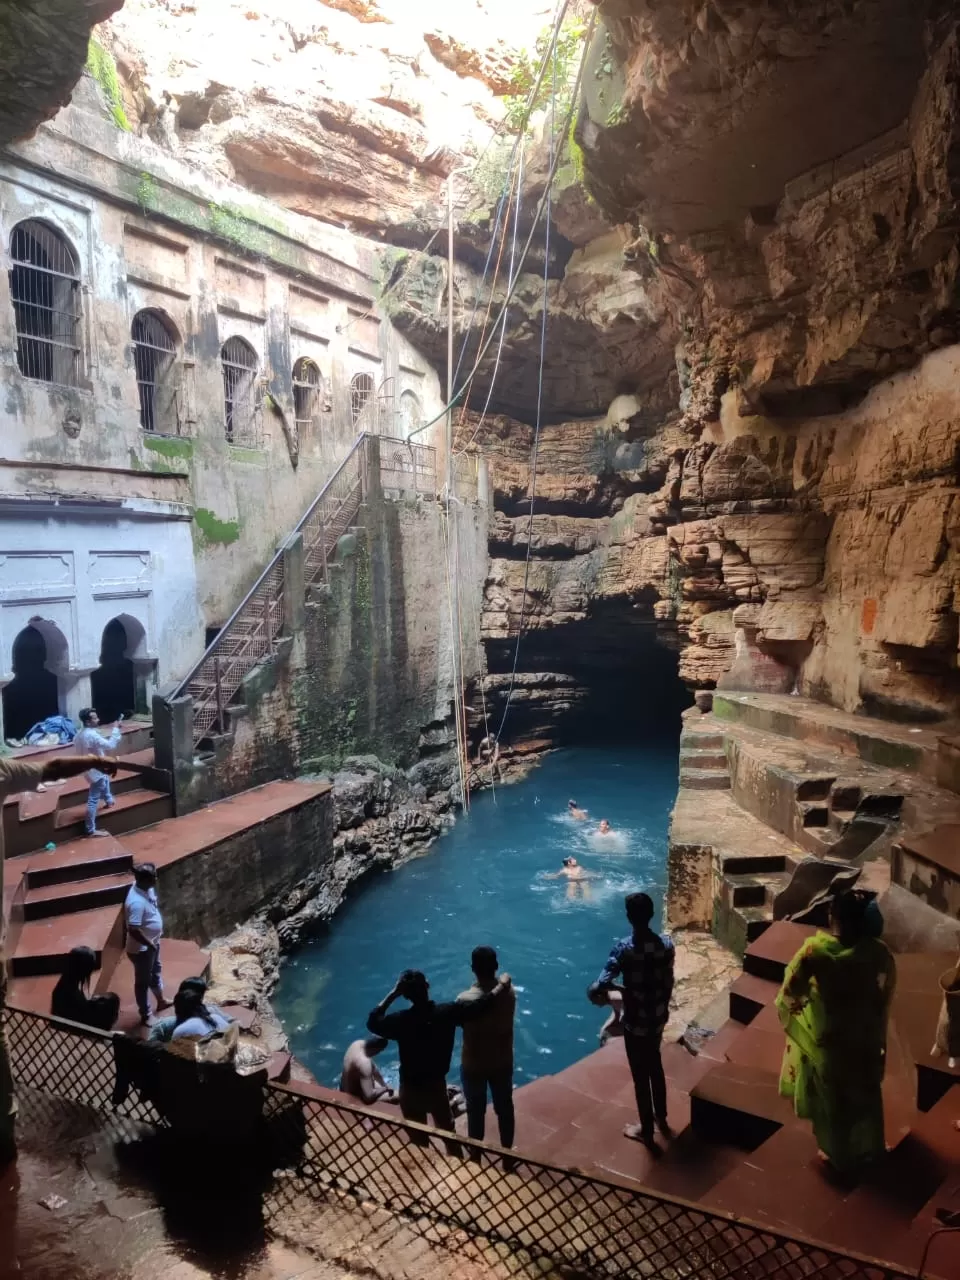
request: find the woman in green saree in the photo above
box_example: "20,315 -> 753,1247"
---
776,890 -> 896,1176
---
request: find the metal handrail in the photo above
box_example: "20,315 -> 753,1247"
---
168,433 -> 371,707
167,433 -> 438,746
4,1003 -> 917,1280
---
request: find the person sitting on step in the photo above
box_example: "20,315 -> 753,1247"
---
50,945 -> 120,1031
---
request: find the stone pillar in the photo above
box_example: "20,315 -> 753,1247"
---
282,532 -> 305,634
477,455 -> 490,506
363,434 -> 383,506
63,670 -> 93,724
153,689 -> 195,813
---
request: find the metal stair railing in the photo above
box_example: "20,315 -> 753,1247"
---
168,434 -> 437,749
170,434 -> 370,747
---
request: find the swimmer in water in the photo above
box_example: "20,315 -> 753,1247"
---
597,819 -> 612,835
545,856 -> 596,882
545,856 -> 599,901
567,799 -> 589,821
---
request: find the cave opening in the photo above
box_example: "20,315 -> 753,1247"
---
483,605 -> 693,752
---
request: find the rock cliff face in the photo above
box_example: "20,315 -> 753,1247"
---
0,0 -> 122,145
98,0 -> 556,239
449,1 -> 960,738
91,0 -> 960,736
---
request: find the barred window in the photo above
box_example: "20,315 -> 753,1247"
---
9,220 -> 83,387
132,309 -> 178,433
350,372 -> 375,428
399,390 -> 423,437
221,336 -> 260,446
293,357 -> 323,440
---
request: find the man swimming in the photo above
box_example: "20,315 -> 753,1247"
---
546,857 -> 598,882
567,799 -> 588,821
598,819 -> 612,835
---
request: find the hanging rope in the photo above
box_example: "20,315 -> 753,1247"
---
496,32 -> 559,743
341,0 -> 570,342
406,8 -> 597,445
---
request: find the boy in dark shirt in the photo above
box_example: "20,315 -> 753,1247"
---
590,892 -> 675,1146
368,968 -> 510,1130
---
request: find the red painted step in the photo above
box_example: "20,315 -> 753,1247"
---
23,872 -> 132,920
54,787 -> 173,838
11,904 -> 121,978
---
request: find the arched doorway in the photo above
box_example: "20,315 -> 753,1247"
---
90,618 -> 136,724
2,624 -> 60,741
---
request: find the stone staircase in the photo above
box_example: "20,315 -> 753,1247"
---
670,690 -> 960,949
3,725 -> 328,1075
678,726 -> 731,790
510,922 -> 960,1278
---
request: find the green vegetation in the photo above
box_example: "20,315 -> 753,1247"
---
86,38 -> 130,132
136,172 -> 159,215
502,15 -> 587,132
144,435 -> 193,460
193,507 -> 241,547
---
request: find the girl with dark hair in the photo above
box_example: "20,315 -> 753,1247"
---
51,946 -> 120,1031
776,890 -> 896,1175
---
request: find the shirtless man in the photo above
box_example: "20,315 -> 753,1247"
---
597,819 -> 612,835
546,856 -> 599,883
567,799 -> 588,821
340,1037 -> 397,1105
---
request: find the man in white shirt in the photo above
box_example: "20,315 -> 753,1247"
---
75,707 -> 123,837
124,862 -> 171,1025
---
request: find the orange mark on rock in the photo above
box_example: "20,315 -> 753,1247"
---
861,597 -> 878,635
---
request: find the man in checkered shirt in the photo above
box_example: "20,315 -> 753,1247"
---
589,891 -> 675,1146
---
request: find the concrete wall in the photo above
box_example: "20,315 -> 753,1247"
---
0,86 -> 444,734
168,478 -> 489,810
157,787 -> 334,943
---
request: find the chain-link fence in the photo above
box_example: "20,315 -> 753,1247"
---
5,1005 -> 916,1280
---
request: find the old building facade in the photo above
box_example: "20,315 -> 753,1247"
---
0,81 -> 443,740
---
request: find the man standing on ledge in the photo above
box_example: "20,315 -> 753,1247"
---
589,891 -> 675,1146
458,946 -> 516,1149
368,968 -> 511,1133
124,862 -> 171,1026
75,707 -> 122,837
0,749 -> 120,1165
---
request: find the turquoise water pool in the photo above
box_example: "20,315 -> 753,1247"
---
272,743 -> 678,1090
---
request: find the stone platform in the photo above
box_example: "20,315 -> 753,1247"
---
504,922 -> 960,1279
669,692 -> 960,953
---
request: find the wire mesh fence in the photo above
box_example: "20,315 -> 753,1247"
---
4,1004 -> 916,1280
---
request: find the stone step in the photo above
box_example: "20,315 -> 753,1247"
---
720,853 -> 791,876
690,1059 -> 794,1150
743,921 -> 817,984
53,787 -> 173,839
23,872 -> 130,921
679,768 -> 731,791
713,692 -> 939,778
715,902 -> 774,957
721,870 -> 789,911
11,904 -> 120,978
680,731 -> 725,751
680,749 -> 729,771
797,800 -> 829,828
728,972 -> 780,1025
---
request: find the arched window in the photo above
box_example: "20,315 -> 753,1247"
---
399,390 -> 423,438
132,309 -> 178,433
350,372 -> 375,429
9,219 -> 82,386
221,336 -> 260,446
292,357 -> 323,439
